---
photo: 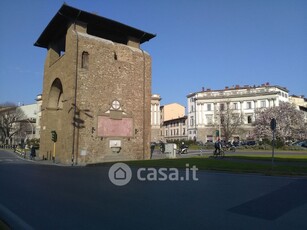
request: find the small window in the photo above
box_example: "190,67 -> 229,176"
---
190,116 -> 194,126
260,100 -> 266,108
247,115 -> 252,124
207,104 -> 211,111
206,115 -> 213,125
81,51 -> 89,69
246,102 -> 252,109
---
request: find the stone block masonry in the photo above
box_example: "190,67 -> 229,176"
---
35,4 -> 155,165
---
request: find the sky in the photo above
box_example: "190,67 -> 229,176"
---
0,0 -> 306,107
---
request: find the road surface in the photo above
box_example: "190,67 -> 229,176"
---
0,149 -> 307,230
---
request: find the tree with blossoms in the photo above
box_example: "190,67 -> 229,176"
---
253,102 -> 305,144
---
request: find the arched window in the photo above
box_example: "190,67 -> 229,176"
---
48,78 -> 63,109
81,51 -> 89,69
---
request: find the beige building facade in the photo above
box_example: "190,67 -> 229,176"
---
187,83 -> 290,142
35,4 -> 155,165
158,103 -> 187,141
161,116 -> 187,141
160,103 -> 185,122
290,95 -> 307,123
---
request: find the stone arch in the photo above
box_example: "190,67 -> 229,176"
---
48,78 -> 63,109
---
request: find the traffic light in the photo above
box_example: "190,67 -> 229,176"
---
51,130 -> 57,142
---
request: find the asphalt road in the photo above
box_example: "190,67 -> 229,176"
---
0,150 -> 33,165
0,149 -> 307,230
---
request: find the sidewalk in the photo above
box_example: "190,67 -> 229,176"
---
2,148 -> 68,166
151,149 -> 211,159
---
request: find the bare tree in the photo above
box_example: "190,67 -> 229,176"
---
254,102 -> 305,143
217,102 -> 242,142
0,105 -> 26,145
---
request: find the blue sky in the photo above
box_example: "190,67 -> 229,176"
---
0,0 -> 306,106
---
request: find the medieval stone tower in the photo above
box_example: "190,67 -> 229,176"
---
34,4 -> 155,165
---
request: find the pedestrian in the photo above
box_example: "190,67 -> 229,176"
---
159,141 -> 165,154
214,138 -> 221,154
150,142 -> 156,159
30,145 -> 36,160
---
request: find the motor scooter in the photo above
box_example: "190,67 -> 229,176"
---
177,144 -> 188,154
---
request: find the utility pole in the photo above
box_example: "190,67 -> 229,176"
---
270,118 -> 277,168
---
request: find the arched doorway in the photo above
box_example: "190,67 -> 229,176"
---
48,78 -> 63,109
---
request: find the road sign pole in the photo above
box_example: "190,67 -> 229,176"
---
272,130 -> 275,166
53,142 -> 56,163
270,118 -> 276,168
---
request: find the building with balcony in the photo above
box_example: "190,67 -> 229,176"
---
187,83 -> 289,142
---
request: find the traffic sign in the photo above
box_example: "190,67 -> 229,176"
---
270,118 -> 276,131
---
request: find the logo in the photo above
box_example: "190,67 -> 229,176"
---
108,163 -> 132,186
108,163 -> 199,186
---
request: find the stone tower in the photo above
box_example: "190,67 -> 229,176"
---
34,4 -> 156,165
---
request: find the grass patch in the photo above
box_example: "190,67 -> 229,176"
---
123,156 -> 307,176
88,153 -> 307,176
227,154 -> 307,162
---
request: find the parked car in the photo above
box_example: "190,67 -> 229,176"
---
241,140 -> 257,146
291,140 -> 307,147
246,140 -> 257,146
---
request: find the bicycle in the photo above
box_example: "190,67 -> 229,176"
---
224,144 -> 236,152
213,148 -> 225,158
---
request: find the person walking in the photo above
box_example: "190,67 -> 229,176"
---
214,138 -> 221,155
30,145 -> 36,160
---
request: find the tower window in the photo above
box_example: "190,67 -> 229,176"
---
81,51 -> 89,69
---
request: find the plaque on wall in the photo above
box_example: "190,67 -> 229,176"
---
97,116 -> 133,137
